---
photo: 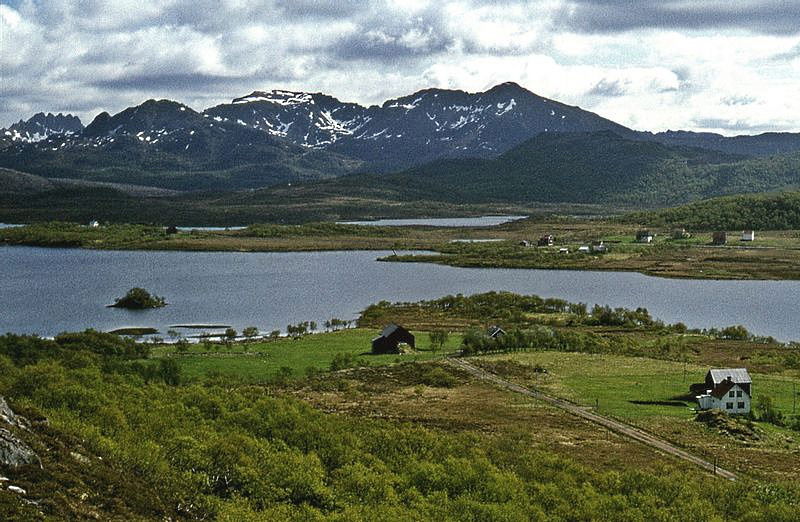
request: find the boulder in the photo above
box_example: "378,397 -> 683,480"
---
0,397 -> 40,468
0,397 -> 30,430
0,428 -> 39,468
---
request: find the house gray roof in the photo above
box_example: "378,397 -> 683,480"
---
708,368 -> 751,385
379,323 -> 400,338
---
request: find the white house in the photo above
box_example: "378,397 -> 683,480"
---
692,368 -> 752,414
741,230 -> 755,241
88,220 -> 100,228
636,230 -> 654,243
577,245 -> 591,253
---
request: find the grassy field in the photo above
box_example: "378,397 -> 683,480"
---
474,351 -> 800,481
149,328 -> 461,382
5,219 -> 800,279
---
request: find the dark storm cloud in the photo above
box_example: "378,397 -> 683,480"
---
559,1 -> 800,35
89,72 -> 242,91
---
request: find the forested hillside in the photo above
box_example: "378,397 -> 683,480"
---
621,191 -> 800,230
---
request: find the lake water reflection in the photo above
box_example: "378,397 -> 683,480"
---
2,246 -> 799,340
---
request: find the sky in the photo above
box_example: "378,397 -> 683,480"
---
1,0 -> 799,134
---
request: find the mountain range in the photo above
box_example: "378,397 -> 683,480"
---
2,82 -> 800,212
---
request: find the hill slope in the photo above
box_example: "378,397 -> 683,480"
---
244,131 -> 800,208
620,191 -> 800,230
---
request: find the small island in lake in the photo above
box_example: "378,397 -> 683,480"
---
109,287 -> 167,309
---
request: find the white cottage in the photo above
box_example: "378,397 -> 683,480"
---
692,368 -> 752,414
741,230 -> 755,241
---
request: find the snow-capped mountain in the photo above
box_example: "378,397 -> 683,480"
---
205,82 -> 636,170
2,112 -> 83,142
0,100 -> 362,190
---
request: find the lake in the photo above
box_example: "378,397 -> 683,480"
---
2,246 -> 799,340
338,215 -> 527,227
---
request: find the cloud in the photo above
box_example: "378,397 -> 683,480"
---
558,0 -> 800,35
0,1 -> 799,136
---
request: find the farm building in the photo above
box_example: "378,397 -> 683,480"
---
371,323 -> 415,354
712,231 -> 727,245
635,230 -> 654,243
519,240 -> 531,247
691,368 -> 752,414
672,228 -> 691,239
741,230 -> 755,241
592,241 -> 607,253
487,325 -> 506,338
538,235 -> 554,247
577,245 -> 591,253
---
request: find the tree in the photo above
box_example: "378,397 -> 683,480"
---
174,339 -> 190,354
242,326 -> 259,340
269,330 -> 281,340
111,287 -> 166,309
429,330 -> 449,352
224,328 -> 237,345
158,358 -> 181,385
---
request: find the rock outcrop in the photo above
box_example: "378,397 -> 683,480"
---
0,397 -> 40,469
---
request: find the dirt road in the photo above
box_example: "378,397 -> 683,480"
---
447,357 -> 737,481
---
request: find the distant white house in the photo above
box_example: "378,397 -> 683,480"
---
636,230 -> 654,243
692,368 -> 752,414
577,245 -> 591,253
88,220 -> 100,228
558,247 -> 570,254
592,241 -> 607,253
741,230 -> 755,241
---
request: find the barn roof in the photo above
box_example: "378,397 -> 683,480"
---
708,368 -> 751,385
379,323 -> 401,338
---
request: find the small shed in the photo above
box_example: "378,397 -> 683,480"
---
487,325 -> 506,338
712,231 -> 727,245
592,241 -> 607,253
577,245 -> 591,253
635,230 -> 653,243
88,220 -> 100,228
538,235 -> 554,247
741,230 -> 755,241
371,323 -> 415,354
519,240 -> 531,247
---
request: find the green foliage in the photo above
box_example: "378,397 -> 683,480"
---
0,330 -> 799,519
756,395 -> 785,426
622,191 -> 800,230
112,287 -> 166,309
428,330 -> 449,352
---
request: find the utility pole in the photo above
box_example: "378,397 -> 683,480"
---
793,382 -> 796,415
713,456 -> 718,476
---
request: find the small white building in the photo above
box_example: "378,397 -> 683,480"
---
692,368 -> 752,415
577,245 -> 591,253
741,230 -> 755,241
636,230 -> 654,243
88,220 -> 100,228
592,241 -> 607,253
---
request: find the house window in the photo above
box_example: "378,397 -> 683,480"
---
729,391 -> 735,397
737,402 -> 745,409
726,403 -> 733,409
736,391 -> 742,397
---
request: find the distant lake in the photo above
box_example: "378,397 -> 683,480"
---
176,226 -> 246,232
338,215 -> 527,227
2,247 -> 800,341
0,223 -> 23,229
